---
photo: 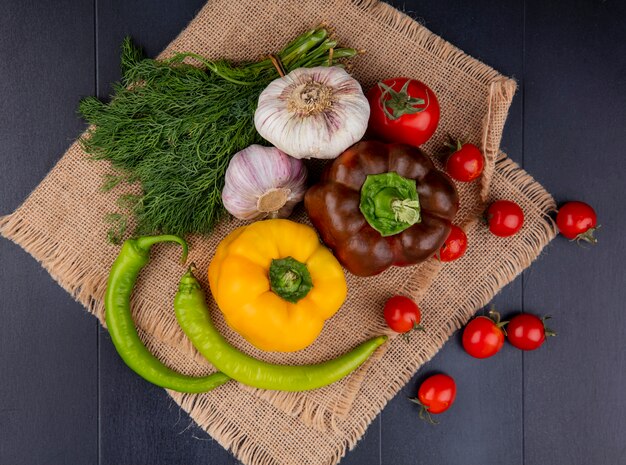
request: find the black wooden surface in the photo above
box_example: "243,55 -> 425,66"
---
0,1 -> 624,464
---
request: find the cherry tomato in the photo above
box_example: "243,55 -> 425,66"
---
487,200 -> 524,237
383,295 -> 423,334
445,141 -> 484,182
556,201 -> 599,244
437,225 -> 468,262
409,374 -> 456,422
462,311 -> 507,359
367,77 -> 440,147
507,313 -> 556,351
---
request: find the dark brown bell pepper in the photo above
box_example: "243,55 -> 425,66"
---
305,141 -> 459,277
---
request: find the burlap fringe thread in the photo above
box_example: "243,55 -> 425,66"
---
0,153 -> 557,465
170,156 -> 556,465
351,0 -> 517,202
0,1 -> 555,463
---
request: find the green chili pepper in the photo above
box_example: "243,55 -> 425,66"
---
105,235 -> 230,393
174,267 -> 388,392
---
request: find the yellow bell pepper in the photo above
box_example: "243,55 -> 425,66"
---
208,219 -> 347,352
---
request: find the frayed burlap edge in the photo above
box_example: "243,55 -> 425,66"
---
0,0 -> 521,435
0,2 -> 544,461
349,0 -> 517,201
162,153 -> 557,465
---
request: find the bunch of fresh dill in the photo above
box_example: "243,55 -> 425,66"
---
79,27 -> 357,242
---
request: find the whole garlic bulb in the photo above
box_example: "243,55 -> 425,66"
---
222,144 -> 307,221
254,66 -> 370,159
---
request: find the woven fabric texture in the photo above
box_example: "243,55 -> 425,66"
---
0,1 -> 556,464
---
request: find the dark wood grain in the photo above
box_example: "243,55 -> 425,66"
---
522,1 -> 626,464
0,1 -> 98,464
93,2 -> 242,464
0,0 -> 625,464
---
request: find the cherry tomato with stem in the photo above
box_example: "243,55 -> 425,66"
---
383,296 -> 425,341
437,224 -> 468,262
445,140 -> 484,182
367,77 -> 440,147
507,313 -> 556,351
462,310 -> 507,359
487,200 -> 524,237
409,373 -> 456,423
556,201 -> 599,244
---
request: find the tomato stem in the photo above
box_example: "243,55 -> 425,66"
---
378,80 -> 429,121
542,315 -> 557,337
572,225 -> 600,245
402,322 -> 426,343
408,397 -> 439,425
444,136 -> 464,153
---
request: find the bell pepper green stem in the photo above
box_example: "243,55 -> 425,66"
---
360,172 -> 421,236
269,256 -> 313,303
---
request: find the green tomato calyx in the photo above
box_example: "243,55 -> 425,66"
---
378,80 -> 430,121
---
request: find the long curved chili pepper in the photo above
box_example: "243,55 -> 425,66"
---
174,267 -> 388,392
105,235 -> 230,393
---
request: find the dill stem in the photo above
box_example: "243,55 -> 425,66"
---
79,28 -> 356,240
280,29 -> 328,66
169,52 -> 258,86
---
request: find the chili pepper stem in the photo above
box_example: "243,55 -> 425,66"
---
134,234 -> 189,264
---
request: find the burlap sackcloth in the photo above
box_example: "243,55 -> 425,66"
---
0,1 -> 558,464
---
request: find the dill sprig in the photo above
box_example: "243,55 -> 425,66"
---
79,28 -> 357,241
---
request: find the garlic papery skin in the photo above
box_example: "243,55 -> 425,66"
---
222,144 -> 307,221
254,66 -> 370,160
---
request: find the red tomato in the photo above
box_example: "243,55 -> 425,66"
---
437,225 -> 468,262
507,314 -> 556,350
462,311 -> 506,359
487,200 -> 524,237
409,374 -> 457,422
367,78 -> 440,147
445,141 -> 484,182
383,296 -> 423,334
556,201 -> 598,243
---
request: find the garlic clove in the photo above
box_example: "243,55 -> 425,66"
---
222,144 -> 307,221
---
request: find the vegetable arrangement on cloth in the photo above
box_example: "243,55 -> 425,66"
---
0,1 -> 568,463
95,24 -> 469,393
89,25 -> 402,395
87,16 -> 558,412
79,27 -> 358,241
